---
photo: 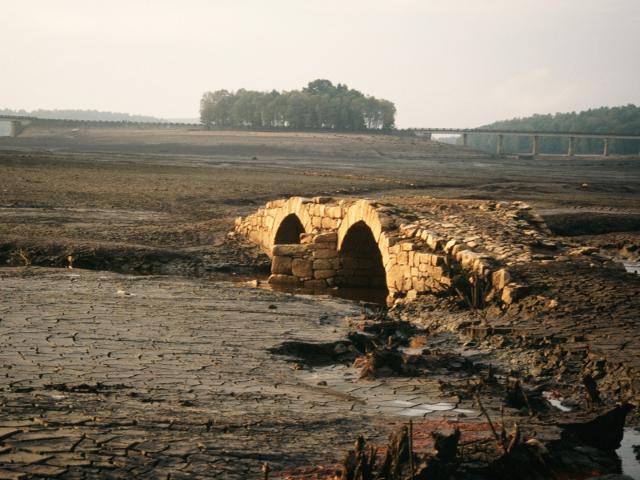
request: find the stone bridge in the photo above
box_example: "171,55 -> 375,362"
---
235,196 -> 551,305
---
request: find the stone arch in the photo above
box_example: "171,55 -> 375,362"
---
336,200 -> 394,292
337,200 -> 391,268
269,197 -> 313,250
274,214 -> 305,244
336,221 -> 387,290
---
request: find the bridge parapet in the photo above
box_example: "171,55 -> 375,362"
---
235,196 -> 548,305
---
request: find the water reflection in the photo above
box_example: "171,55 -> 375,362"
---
617,427 -> 640,478
623,261 -> 640,275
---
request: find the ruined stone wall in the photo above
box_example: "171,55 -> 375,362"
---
234,196 -> 546,304
269,233 -> 339,290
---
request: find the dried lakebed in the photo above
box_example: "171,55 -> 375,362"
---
0,267 -> 491,478
1,267 -> 638,479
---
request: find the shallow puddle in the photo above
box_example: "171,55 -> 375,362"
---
624,260 -> 640,275
232,275 -> 388,305
618,427 -> 640,479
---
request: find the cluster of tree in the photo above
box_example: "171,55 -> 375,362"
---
0,108 -> 163,123
466,105 -> 640,155
200,79 -> 396,131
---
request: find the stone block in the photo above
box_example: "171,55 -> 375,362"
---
491,268 -> 511,290
313,259 -> 338,270
432,255 -> 445,267
313,249 -> 338,259
387,265 -> 404,290
314,269 -> 335,280
501,283 -> 525,304
406,289 -> 418,300
313,232 -> 338,243
459,250 -> 479,269
300,233 -> 314,244
272,256 -> 292,275
444,239 -> 457,254
272,244 -> 308,257
326,206 -> 343,219
321,217 -> 340,229
268,274 -> 301,287
292,258 -> 313,278
304,279 -> 328,289
427,234 -> 442,251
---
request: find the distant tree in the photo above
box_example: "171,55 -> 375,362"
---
199,80 -> 396,132
0,108 -> 164,123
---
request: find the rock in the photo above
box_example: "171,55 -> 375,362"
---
313,269 -> 334,280
501,283 -> 526,304
267,274 -> 301,287
313,232 -> 338,243
492,268 -> 511,290
291,258 -> 313,278
569,246 -> 598,256
272,244 -> 308,257
271,255 -> 292,274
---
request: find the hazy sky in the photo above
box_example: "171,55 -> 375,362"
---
2,0 -> 639,127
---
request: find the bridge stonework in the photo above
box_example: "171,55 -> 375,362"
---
235,196 -> 549,305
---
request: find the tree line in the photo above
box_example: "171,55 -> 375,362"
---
200,79 -> 396,131
0,108 -> 163,123
466,105 -> 640,155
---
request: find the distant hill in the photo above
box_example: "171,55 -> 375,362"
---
468,104 -> 640,155
0,108 -> 166,123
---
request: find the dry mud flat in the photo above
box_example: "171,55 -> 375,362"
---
1,128 -> 640,478
0,267 -> 514,479
0,268 -> 377,478
1,268 -> 638,479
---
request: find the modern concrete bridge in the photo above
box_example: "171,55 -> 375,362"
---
0,114 -> 199,137
0,115 -> 36,137
411,128 -> 640,157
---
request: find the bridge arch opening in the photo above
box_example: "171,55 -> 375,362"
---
274,214 -> 305,244
336,221 -> 387,293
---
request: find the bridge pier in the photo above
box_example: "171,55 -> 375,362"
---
462,133 -> 468,147
496,134 -> 504,156
8,121 -> 18,137
532,135 -> 539,156
567,136 -> 576,156
603,138 -> 610,157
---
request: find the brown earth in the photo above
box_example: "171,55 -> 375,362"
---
1,126 -> 640,478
